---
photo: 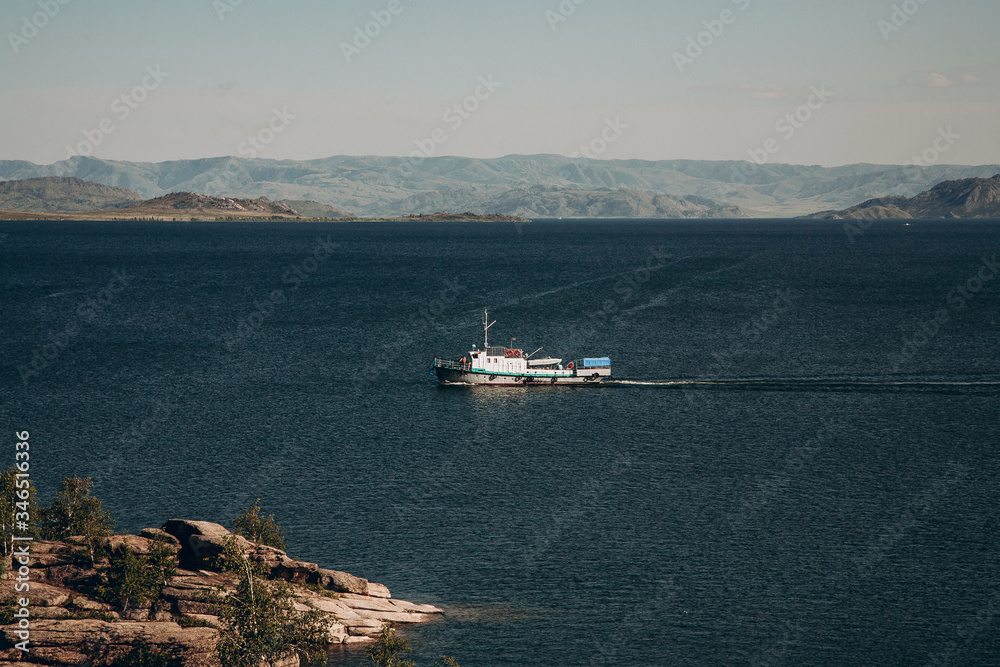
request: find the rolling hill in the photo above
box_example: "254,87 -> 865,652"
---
5,155 -> 999,218
0,176 -> 143,212
800,174 -> 1000,219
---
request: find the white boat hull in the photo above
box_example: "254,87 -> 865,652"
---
434,366 -> 608,386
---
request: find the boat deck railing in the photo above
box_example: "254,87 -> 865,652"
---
433,358 -> 472,371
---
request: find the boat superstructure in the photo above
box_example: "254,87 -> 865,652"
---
431,309 -> 611,386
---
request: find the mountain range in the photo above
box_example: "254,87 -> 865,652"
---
3,155 -> 1000,218
800,174 -> 1000,219
0,178 -> 527,222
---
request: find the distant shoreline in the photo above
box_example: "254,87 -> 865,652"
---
0,210 -> 532,223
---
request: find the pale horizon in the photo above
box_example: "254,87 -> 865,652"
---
3,1 -> 998,167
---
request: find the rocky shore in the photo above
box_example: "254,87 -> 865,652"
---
0,520 -> 442,666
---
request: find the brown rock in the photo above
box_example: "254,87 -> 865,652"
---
272,557 -> 319,584
389,600 -> 443,614
141,527 -> 182,548
181,613 -> 220,628
40,564 -> 99,589
0,619 -> 217,666
350,609 -> 436,624
0,581 -> 71,607
106,535 -> 181,558
367,582 -> 392,599
177,599 -> 218,616
314,568 -> 373,596
337,596 -> 400,613
67,595 -> 112,612
161,519 -> 249,570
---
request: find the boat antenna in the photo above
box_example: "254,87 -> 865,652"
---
525,347 -> 543,359
483,308 -> 496,349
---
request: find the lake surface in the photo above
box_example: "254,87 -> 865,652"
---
2,219 -> 999,666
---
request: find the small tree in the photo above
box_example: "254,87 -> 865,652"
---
233,498 -> 286,550
213,535 -> 329,667
0,467 -> 38,562
368,625 -> 416,667
367,626 -> 460,667
97,539 -> 177,616
39,476 -> 114,562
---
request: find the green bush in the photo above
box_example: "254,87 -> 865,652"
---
368,625 -> 416,667
39,476 -> 114,563
108,642 -> 182,667
96,539 -> 176,615
367,625 -> 461,667
233,498 -> 286,550
213,536 -> 329,667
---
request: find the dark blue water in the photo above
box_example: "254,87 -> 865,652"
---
2,220 -> 999,666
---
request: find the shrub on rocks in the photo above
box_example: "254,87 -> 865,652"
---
39,476 -> 114,563
233,498 -> 286,550
212,535 -> 330,667
96,538 -> 177,616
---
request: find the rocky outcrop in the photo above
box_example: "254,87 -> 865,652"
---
120,192 -> 300,216
0,177 -> 143,212
0,522 -> 442,666
160,519 -> 392,598
8,620 -> 217,667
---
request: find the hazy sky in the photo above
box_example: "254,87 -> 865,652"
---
2,0 -> 998,166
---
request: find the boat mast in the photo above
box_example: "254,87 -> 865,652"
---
483,308 -> 496,349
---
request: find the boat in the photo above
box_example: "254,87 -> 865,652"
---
431,309 -> 611,386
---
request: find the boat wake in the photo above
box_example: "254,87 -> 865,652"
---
606,378 -> 1000,394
